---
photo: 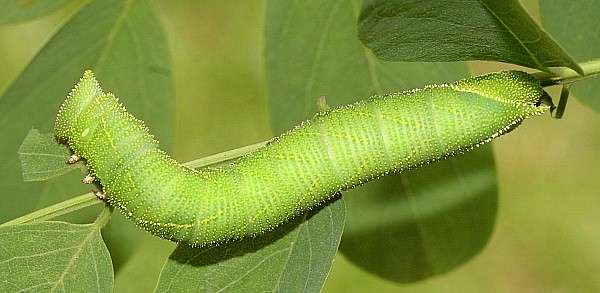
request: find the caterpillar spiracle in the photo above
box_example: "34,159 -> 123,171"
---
55,70 -> 552,247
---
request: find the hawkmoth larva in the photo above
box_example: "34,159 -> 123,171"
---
55,70 -> 552,246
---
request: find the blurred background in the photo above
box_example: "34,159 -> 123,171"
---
1,1 -> 599,292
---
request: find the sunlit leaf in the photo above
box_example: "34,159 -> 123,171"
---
359,0 -> 582,74
0,221 -> 113,292
155,199 -> 344,292
18,129 -> 82,182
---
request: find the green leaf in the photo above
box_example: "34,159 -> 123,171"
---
0,0 -> 173,271
155,199 -> 344,293
18,129 -> 82,181
359,0 -> 583,75
341,147 -> 497,282
0,0 -> 72,25
0,221 -> 113,292
265,0 -> 494,283
540,1 -> 600,114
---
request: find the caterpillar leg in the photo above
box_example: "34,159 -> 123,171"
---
82,174 -> 95,184
67,154 -> 80,164
93,189 -> 108,201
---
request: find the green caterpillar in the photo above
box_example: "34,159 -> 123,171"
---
55,70 -> 551,246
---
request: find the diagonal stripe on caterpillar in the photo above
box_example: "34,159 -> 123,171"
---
55,70 -> 552,247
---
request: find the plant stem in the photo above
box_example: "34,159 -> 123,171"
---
0,192 -> 101,226
533,59 -> 600,87
184,140 -> 268,169
94,204 -> 114,229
